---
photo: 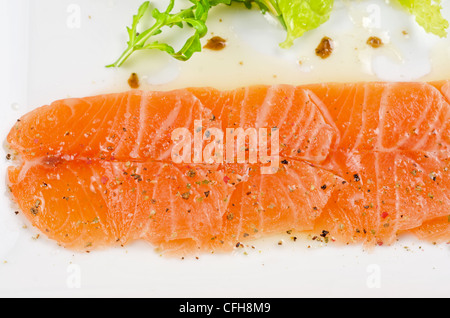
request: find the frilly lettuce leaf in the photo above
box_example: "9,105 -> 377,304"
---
397,0 -> 448,37
277,0 -> 335,48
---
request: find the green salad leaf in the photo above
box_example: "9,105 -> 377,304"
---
278,0 -> 334,48
397,0 -> 448,37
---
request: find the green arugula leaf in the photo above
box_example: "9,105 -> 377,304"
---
234,0 -> 286,27
107,0 -> 212,67
127,1 -> 150,47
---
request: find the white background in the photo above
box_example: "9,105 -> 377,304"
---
0,0 -> 449,297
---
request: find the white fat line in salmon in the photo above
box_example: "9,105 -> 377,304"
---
171,120 -> 279,174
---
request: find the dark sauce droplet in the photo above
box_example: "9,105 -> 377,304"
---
315,36 -> 334,59
366,36 -> 383,48
204,36 -> 227,51
128,73 -> 140,89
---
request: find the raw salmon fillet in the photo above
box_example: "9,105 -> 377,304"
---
7,81 -> 450,253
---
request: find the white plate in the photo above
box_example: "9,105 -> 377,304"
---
0,0 -> 449,298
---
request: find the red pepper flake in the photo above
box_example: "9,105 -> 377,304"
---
381,212 -> 389,219
223,176 -> 230,184
377,241 -> 384,246
101,176 -> 109,185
